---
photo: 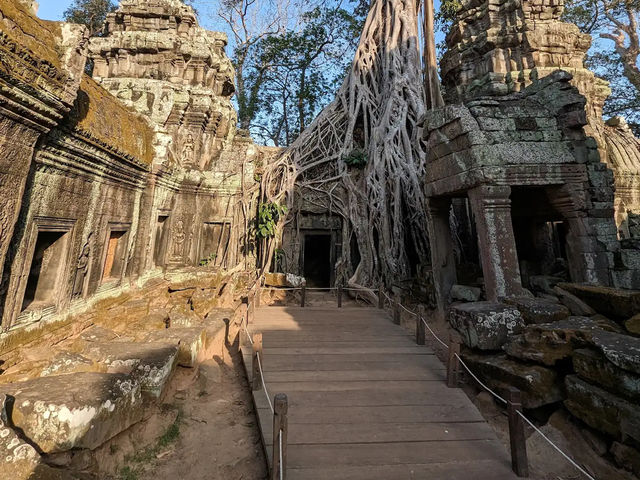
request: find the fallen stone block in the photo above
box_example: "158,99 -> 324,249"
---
0,394 -> 41,480
39,352 -> 102,378
144,328 -> 206,368
556,283 -> 640,320
565,375 -> 640,442
449,302 -> 524,350
264,272 -> 306,288
573,348 -> 640,402
504,317 -> 606,366
462,352 -> 563,408
450,284 -> 482,302
624,314 -> 640,336
0,373 -> 144,453
589,330 -> 640,375
611,442 -> 640,477
505,296 -> 570,324
191,288 -> 220,318
554,286 -> 596,316
529,275 -> 565,294
79,342 -> 178,399
168,305 -> 202,328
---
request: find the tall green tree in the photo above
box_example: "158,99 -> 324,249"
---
563,0 -> 640,130
212,0 -> 366,144
63,0 -> 117,37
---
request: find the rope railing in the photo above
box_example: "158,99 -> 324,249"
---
384,293 -> 597,480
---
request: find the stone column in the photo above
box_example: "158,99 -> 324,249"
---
426,197 -> 457,314
468,185 -> 523,301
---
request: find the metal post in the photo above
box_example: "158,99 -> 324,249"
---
301,286 -> 306,308
251,333 -> 263,391
507,387 -> 529,477
447,335 -> 460,388
378,284 -> 384,309
272,393 -> 288,480
416,305 -> 426,346
393,298 -> 401,325
337,285 -> 343,308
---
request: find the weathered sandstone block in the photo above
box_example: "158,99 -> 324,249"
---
449,302 -> 524,350
0,373 -> 144,453
565,375 -> 640,442
462,352 -> 563,408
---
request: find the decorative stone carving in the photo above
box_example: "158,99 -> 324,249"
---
89,0 -> 238,170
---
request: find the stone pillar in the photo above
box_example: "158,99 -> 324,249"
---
426,197 -> 457,314
468,185 -> 523,301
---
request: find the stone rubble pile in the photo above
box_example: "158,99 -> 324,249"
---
450,283 -> 640,474
0,272 -> 245,479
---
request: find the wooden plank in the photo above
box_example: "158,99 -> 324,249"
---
262,346 -> 430,355
252,385 -> 472,409
260,420 -> 500,446
285,460 -> 517,480
255,404 -> 485,424
258,359 -> 444,373
277,440 -> 511,468
263,368 -> 445,382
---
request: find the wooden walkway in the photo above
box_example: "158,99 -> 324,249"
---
242,305 -> 518,480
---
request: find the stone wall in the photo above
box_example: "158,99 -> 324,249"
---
0,0 -> 261,333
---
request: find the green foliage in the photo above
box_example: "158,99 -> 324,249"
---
343,148 -> 368,168
222,1 -> 367,146
256,202 -> 288,239
561,0 -> 640,133
199,253 -> 217,267
63,0 -> 117,36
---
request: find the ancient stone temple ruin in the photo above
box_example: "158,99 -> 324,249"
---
0,0 -> 261,332
0,0 -> 639,478
425,0 -> 640,307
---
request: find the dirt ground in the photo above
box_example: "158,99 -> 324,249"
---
102,333 -> 267,480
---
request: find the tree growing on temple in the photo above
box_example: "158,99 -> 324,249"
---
63,0 -> 117,37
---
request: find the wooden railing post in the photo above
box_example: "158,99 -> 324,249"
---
416,305 -> 426,346
301,286 -> 306,308
507,387 -> 529,477
447,335 -> 460,388
251,333 -> 263,391
272,393 -> 288,480
255,287 -> 261,308
393,298 -> 401,325
337,284 -> 343,308
378,284 -> 384,309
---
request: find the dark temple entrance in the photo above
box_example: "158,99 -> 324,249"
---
303,234 -> 332,287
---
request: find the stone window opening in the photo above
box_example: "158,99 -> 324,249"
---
21,230 -> 71,313
153,214 -> 170,267
101,226 -> 130,284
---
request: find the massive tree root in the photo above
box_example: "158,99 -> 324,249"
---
262,0 -> 429,289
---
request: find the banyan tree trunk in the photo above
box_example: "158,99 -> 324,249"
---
261,0 -> 430,289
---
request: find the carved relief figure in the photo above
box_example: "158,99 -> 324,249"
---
181,133 -> 195,167
72,240 -> 91,298
172,220 -> 186,259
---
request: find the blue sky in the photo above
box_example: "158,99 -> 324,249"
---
37,1 -> 73,21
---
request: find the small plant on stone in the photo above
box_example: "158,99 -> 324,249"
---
342,148 -> 368,168
255,202 -> 288,239
199,253 -> 217,267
